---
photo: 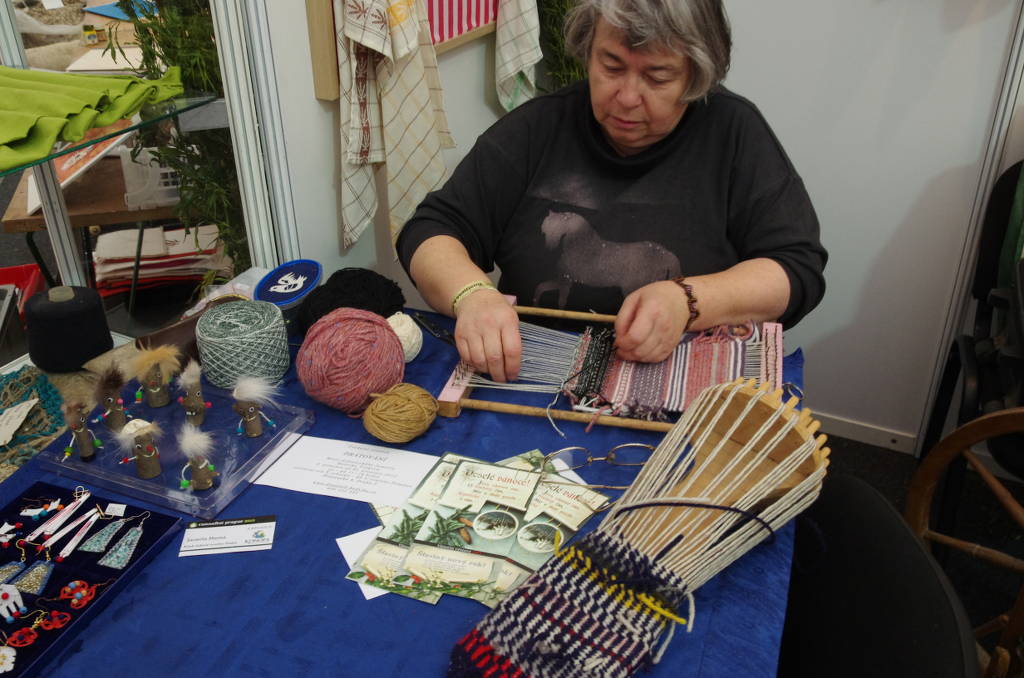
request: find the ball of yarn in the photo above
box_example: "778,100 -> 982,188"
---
196,301 -> 290,388
363,383 -> 438,443
297,308 -> 405,413
295,268 -> 405,334
387,312 -> 422,362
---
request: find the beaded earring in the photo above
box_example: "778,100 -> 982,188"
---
11,558 -> 53,596
58,580 -> 107,609
0,586 -> 27,624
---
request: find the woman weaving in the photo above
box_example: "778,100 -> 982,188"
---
397,0 -> 827,384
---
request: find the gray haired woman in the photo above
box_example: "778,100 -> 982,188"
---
398,0 -> 827,383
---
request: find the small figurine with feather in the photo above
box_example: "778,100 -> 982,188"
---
177,424 -> 219,491
177,360 -> 212,426
115,419 -> 163,479
92,365 -> 131,432
231,377 -> 278,438
132,345 -> 181,408
61,402 -> 102,463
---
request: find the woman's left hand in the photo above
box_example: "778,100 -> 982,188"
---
613,280 -> 688,363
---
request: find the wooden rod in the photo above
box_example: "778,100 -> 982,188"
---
458,398 -> 673,432
963,450 -> 1024,529
923,530 -> 1024,573
513,305 -> 617,324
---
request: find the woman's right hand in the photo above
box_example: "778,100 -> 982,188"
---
453,289 -> 521,382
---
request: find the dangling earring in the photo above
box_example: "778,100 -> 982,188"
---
11,554 -> 53,596
98,513 -> 148,570
78,519 -> 127,553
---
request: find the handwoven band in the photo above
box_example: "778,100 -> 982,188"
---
451,280 -> 496,315
670,276 -> 700,332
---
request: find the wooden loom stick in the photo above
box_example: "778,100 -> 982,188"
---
457,398 -> 674,432
513,305 -> 617,324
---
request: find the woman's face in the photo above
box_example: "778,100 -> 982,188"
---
587,17 -> 690,156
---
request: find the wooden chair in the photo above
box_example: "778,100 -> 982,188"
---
906,408 -> 1024,678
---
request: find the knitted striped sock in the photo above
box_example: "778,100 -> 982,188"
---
447,532 -> 689,678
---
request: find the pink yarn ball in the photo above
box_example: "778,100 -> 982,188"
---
297,308 -> 405,413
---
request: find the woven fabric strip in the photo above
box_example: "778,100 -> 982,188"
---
447,532 -> 688,678
562,322 -> 781,420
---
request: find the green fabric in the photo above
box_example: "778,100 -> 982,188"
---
0,66 -> 183,172
999,166 -> 1024,289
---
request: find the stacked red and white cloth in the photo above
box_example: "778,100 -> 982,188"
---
92,224 -> 233,297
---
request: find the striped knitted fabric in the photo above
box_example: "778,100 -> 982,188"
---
564,323 -> 781,420
447,532 -> 689,678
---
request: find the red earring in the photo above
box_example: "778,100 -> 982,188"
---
7,627 -> 36,647
39,610 -> 71,631
59,581 -> 96,609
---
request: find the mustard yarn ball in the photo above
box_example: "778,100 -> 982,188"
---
363,383 -> 439,443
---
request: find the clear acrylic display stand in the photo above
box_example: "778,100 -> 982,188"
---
38,384 -> 314,518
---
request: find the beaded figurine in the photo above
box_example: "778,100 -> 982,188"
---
132,345 -> 181,408
177,424 -> 219,491
177,360 -> 212,426
231,377 -> 277,438
115,419 -> 162,479
61,402 -> 102,463
92,365 -> 130,432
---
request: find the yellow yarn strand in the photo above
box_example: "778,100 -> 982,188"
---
557,544 -> 688,625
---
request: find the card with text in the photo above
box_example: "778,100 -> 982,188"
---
179,516 -> 276,557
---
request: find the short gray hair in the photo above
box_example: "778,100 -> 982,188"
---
564,0 -> 731,102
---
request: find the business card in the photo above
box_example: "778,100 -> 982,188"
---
179,515 -> 276,557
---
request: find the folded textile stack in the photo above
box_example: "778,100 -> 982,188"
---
0,65 -> 183,171
93,224 -> 233,297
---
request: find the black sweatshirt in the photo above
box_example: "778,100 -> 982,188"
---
397,81 -> 827,327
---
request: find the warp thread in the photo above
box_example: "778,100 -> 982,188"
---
195,301 -> 290,388
295,268 -> 405,335
387,312 -> 423,362
296,308 -> 405,413
363,383 -> 438,443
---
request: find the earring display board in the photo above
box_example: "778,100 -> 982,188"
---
0,482 -> 180,677
37,384 -> 314,518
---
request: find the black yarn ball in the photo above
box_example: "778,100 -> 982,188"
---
295,268 -> 406,334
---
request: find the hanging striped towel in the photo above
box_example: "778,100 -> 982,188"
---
333,0 -> 455,248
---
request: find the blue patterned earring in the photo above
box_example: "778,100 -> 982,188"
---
97,513 -> 148,570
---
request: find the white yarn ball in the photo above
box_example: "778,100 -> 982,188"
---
387,312 -> 423,362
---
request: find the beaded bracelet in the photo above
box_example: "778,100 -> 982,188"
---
670,276 -> 700,332
451,280 -> 496,315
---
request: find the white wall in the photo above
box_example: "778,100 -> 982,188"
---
264,2 -> 502,308
267,1 -> 1021,452
724,0 -> 1020,451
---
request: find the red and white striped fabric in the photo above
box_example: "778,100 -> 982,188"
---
425,0 -> 499,44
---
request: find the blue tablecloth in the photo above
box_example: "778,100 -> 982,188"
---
6,317 -> 797,677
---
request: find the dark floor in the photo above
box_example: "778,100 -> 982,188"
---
828,433 -> 1024,639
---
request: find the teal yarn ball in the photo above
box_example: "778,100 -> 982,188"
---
196,301 -> 289,388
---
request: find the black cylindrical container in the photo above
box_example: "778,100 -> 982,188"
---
26,286 -> 112,372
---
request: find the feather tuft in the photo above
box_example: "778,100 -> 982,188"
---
131,345 -> 181,383
115,419 -> 162,450
177,360 -> 202,390
232,376 -> 278,406
177,424 -> 213,461
95,365 -> 125,400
